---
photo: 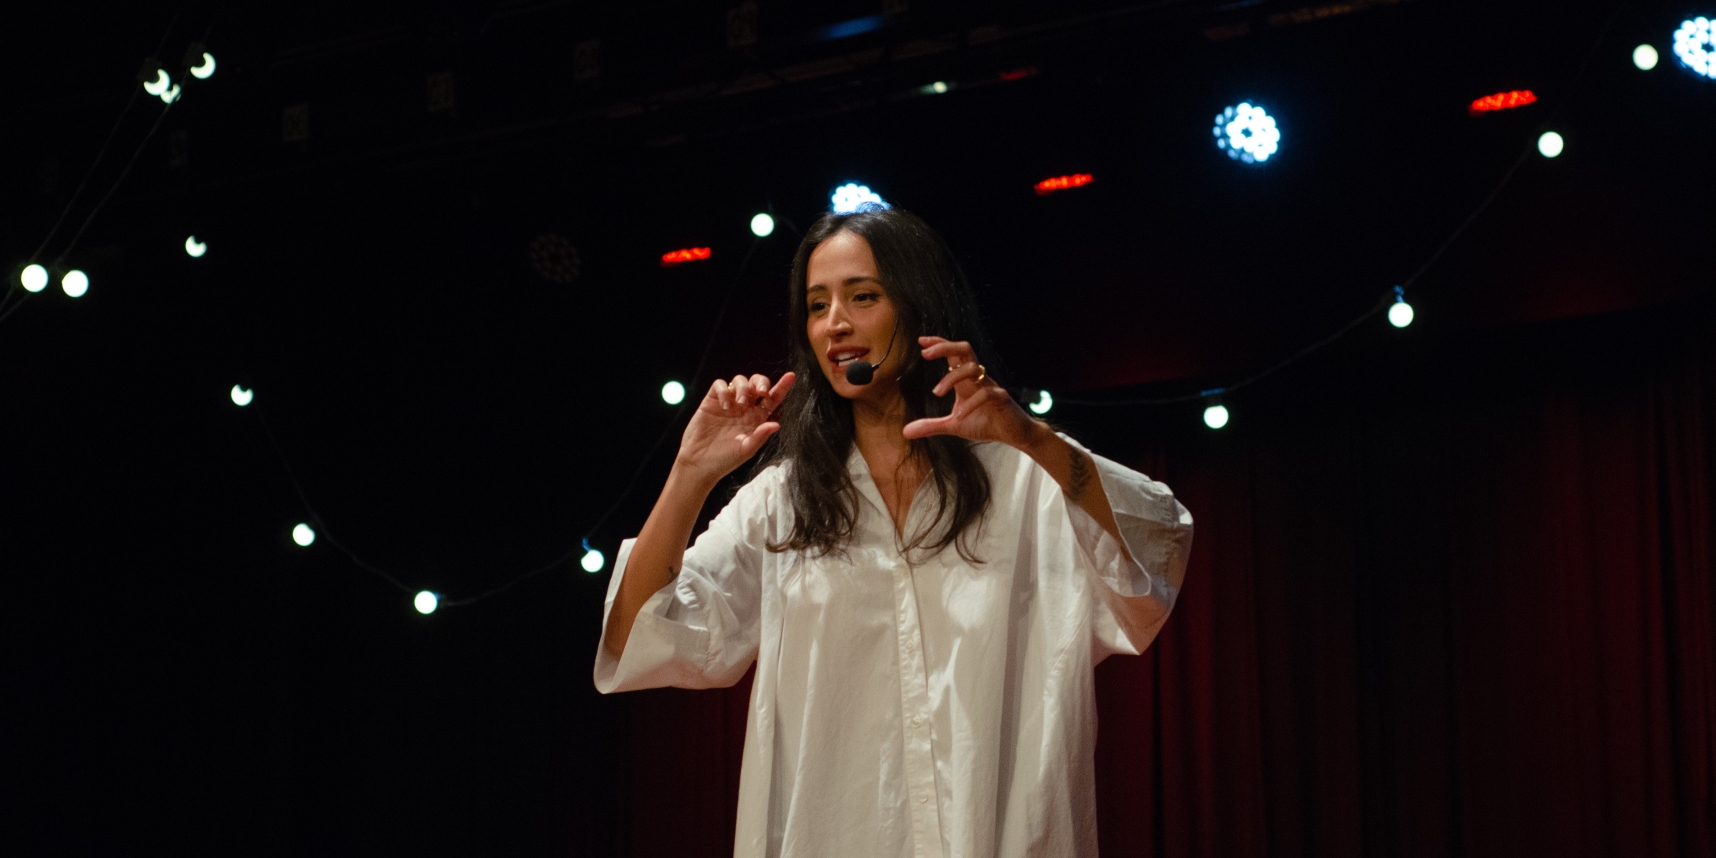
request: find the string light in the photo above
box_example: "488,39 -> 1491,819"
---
230,385 -> 254,406
581,538 -> 605,573
1389,286 -> 1415,328
185,236 -> 207,257
1674,17 -> 1715,79
661,380 -> 686,405
1203,403 -> 1230,429
1537,131 -> 1565,158
189,52 -> 216,79
20,264 -> 48,293
61,270 -> 89,298
750,213 -> 775,237
1634,44 -> 1660,70
414,591 -> 440,614
292,523 -> 316,546
831,183 -> 887,213
1027,389 -> 1054,415
142,69 -> 171,97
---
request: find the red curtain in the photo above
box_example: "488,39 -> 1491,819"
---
616,305 -> 1716,857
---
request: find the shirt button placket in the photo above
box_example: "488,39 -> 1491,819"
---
893,554 -> 945,858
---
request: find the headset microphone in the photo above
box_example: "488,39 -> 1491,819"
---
843,320 -> 900,386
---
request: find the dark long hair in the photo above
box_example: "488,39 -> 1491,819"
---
758,206 -> 993,561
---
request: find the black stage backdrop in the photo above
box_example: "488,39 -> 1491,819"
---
3,1 -> 1714,855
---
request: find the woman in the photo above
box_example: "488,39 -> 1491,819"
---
596,206 -> 1192,857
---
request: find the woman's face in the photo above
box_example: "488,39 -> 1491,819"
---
805,230 -> 904,403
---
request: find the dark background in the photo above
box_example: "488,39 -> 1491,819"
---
2,1 -> 1711,855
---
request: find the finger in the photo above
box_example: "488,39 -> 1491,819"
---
730,374 -> 751,406
739,420 -> 781,451
920,338 -> 974,364
767,372 -> 796,402
917,335 -> 948,348
713,379 -> 733,411
748,374 -> 770,405
932,361 -> 986,397
901,415 -> 957,439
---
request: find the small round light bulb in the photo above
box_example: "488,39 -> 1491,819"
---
230,385 -> 254,406
20,264 -> 48,292
61,269 -> 89,298
414,591 -> 440,614
750,213 -> 775,237
581,548 -> 605,573
661,380 -> 686,405
292,523 -> 316,546
1388,301 -> 1415,328
1203,404 -> 1230,429
1537,131 -> 1564,158
1634,44 -> 1660,70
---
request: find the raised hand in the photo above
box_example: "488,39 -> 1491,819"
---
674,372 -> 797,487
901,337 -> 1037,449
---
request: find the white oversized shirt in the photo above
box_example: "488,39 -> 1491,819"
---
594,438 -> 1192,857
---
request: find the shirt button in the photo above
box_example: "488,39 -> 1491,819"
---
918,795 -> 929,804
911,716 -> 922,727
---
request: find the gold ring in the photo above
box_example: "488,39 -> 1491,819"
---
974,364 -> 986,384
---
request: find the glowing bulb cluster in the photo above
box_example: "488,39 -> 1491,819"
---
1674,17 -> 1715,79
831,183 -> 887,214
1213,102 -> 1281,164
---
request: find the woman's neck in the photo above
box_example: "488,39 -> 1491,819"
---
850,391 -> 911,460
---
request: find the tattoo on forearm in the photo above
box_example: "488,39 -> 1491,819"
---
1066,447 -> 1092,502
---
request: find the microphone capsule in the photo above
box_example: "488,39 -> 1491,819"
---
845,360 -> 875,385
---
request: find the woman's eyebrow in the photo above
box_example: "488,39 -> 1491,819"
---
843,276 -> 882,286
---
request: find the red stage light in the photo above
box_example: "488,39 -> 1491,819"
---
1035,173 -> 1094,195
998,66 -> 1038,82
660,247 -> 712,267
1468,90 -> 1538,115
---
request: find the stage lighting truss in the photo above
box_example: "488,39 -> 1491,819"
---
1213,103 -> 1280,165
1673,17 -> 1715,79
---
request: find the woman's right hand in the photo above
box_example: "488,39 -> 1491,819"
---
673,372 -> 796,487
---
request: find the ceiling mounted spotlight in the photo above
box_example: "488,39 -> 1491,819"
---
1673,17 -> 1715,79
831,183 -> 887,213
1213,102 -> 1281,164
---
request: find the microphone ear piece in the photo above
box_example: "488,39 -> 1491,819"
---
845,360 -> 875,385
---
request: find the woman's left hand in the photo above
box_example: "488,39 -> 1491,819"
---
902,336 -> 1041,450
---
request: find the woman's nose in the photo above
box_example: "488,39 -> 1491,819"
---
826,301 -> 854,332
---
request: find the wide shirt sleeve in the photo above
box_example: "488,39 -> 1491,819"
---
592,470 -> 777,694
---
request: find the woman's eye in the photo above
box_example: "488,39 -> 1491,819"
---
855,292 -> 878,302
809,302 -> 827,312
